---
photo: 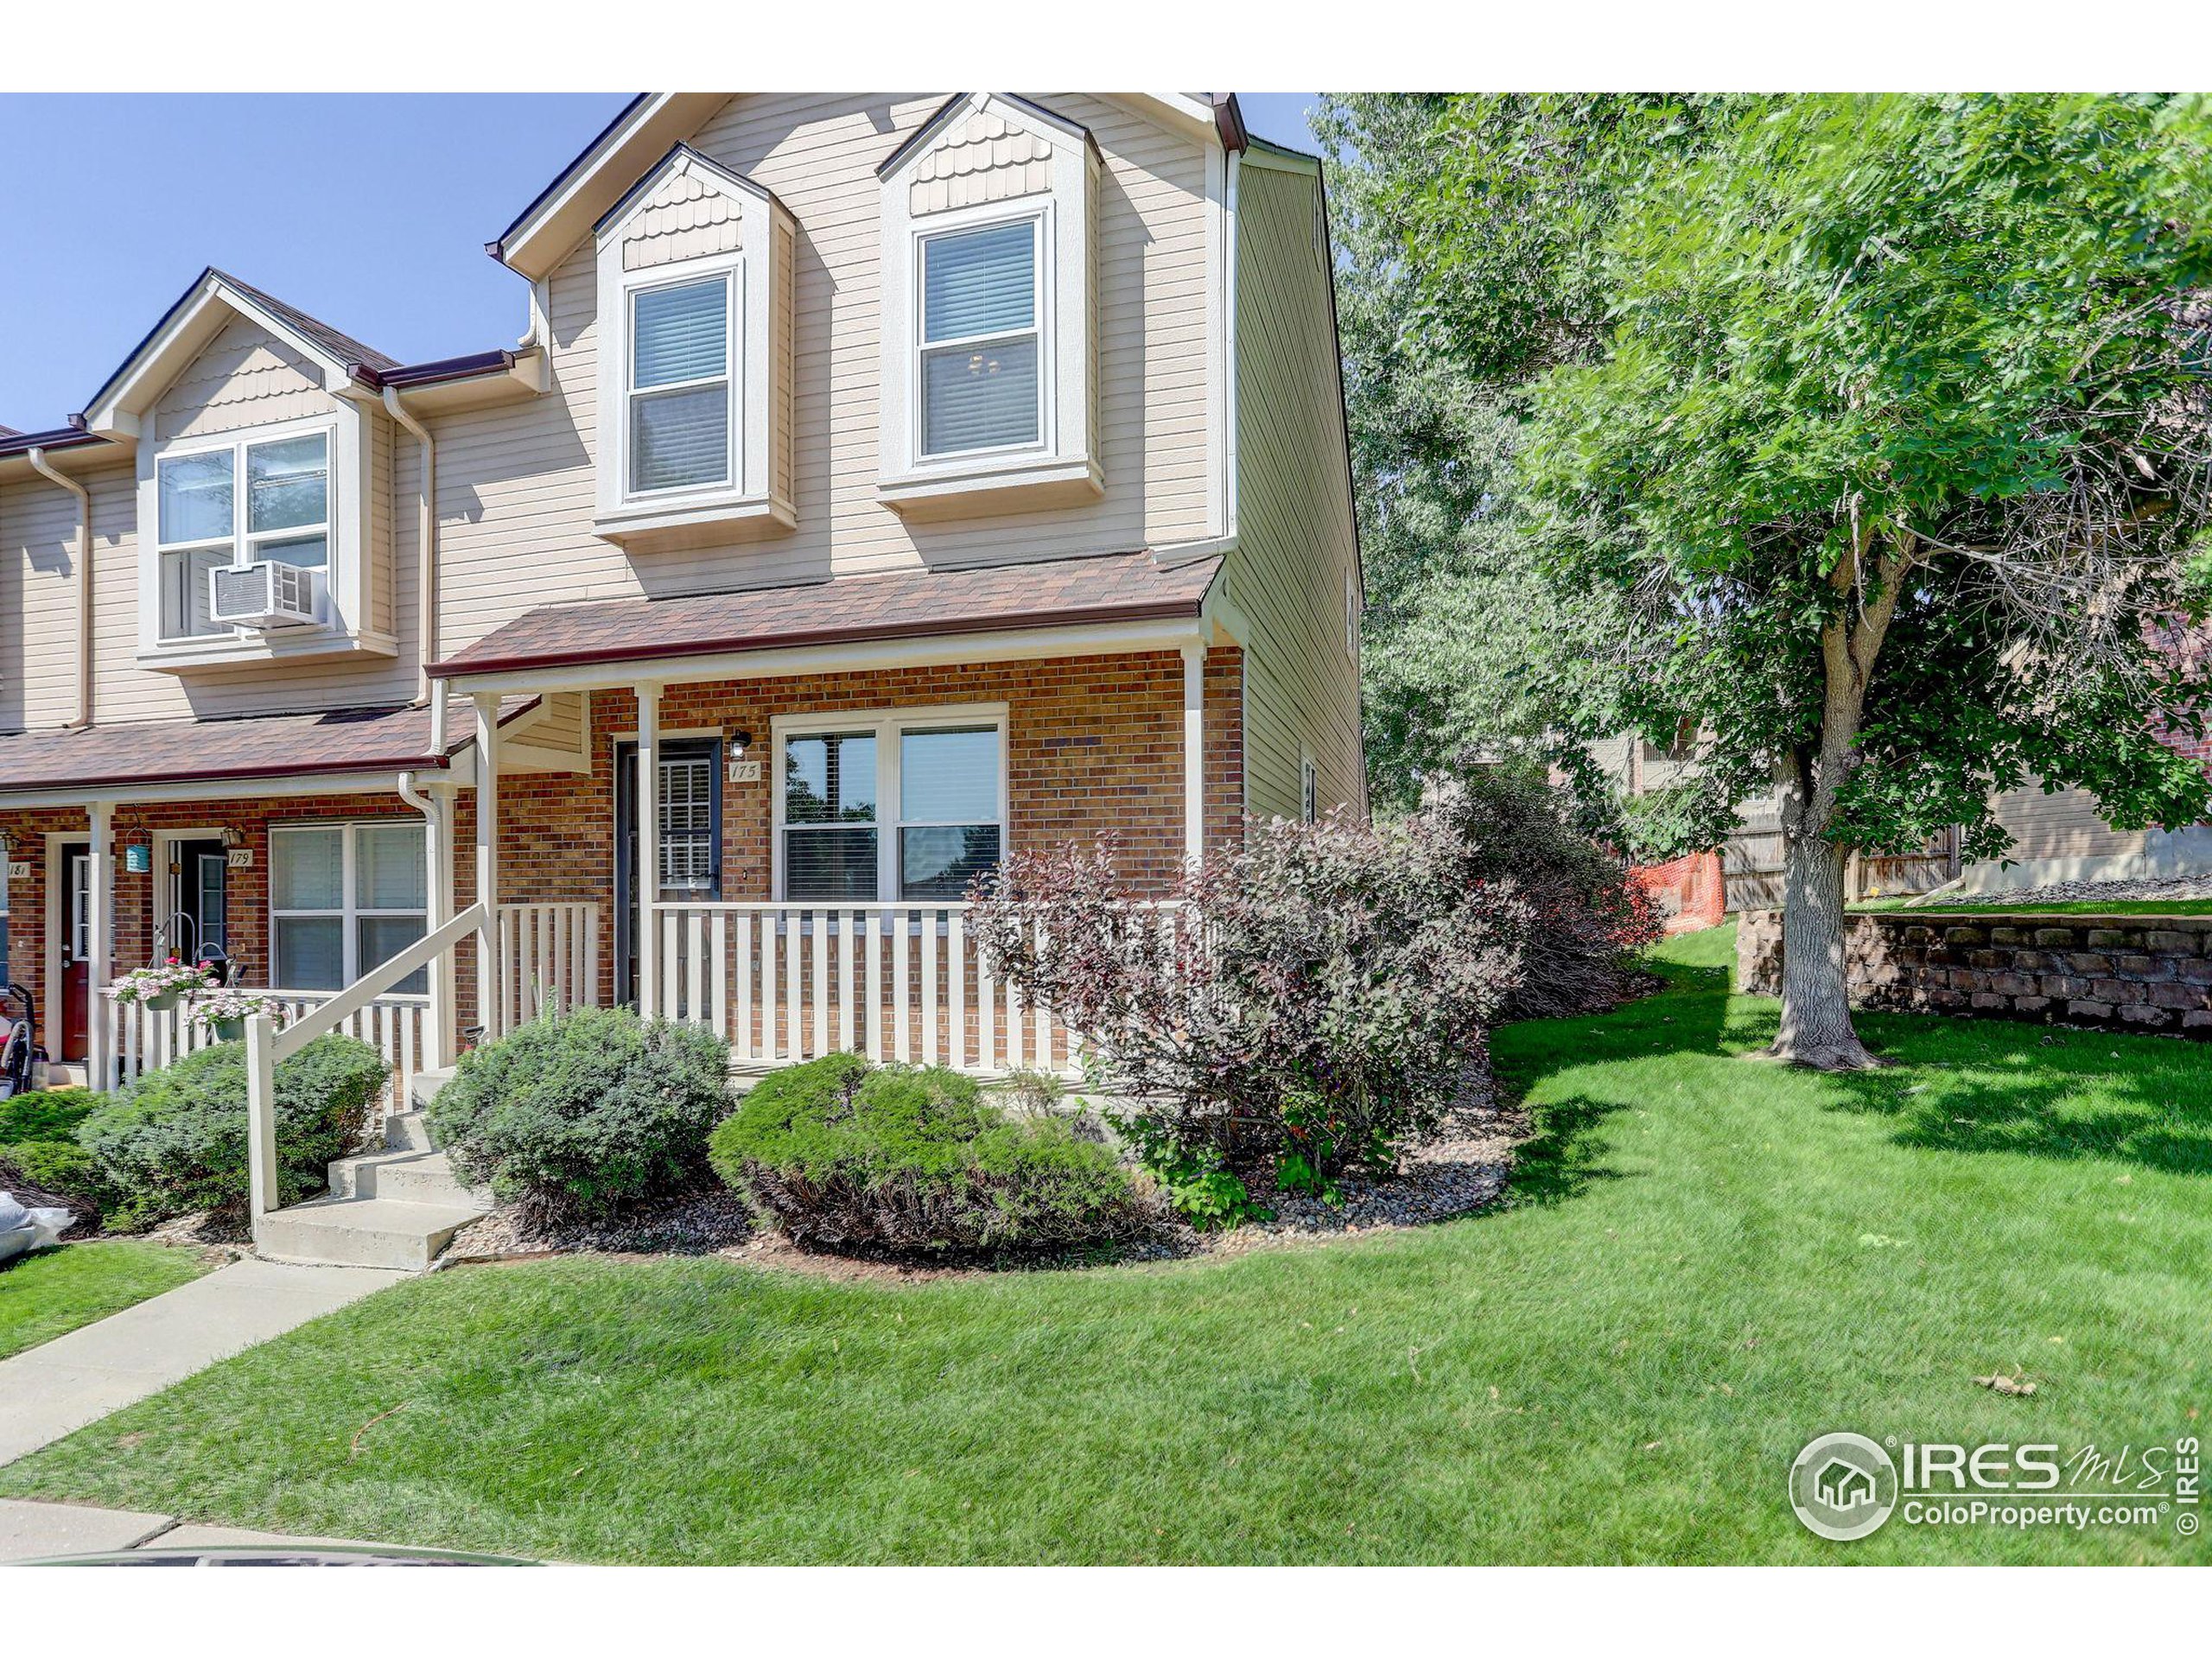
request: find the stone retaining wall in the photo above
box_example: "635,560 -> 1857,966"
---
1736,908 -> 2212,1038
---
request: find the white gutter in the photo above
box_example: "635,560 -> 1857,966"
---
27,446 -> 94,730
382,386 -> 439,706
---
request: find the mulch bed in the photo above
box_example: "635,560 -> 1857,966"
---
438,1084 -> 1527,1281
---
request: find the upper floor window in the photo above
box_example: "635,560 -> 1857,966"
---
628,274 -> 734,495
919,219 -> 1044,459
155,429 -> 330,641
876,94 -> 1100,517
594,145 -> 794,545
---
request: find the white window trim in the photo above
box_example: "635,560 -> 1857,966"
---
268,819 -> 430,994
910,206 -> 1052,469
1301,753 -> 1320,824
771,703 -> 1010,904
151,416 -> 337,645
619,259 -> 743,506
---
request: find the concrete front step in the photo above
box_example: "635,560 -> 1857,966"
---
326,1147 -> 478,1205
383,1109 -> 435,1154
254,1195 -> 489,1274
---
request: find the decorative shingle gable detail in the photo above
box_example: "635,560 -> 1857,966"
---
624,168 -> 747,271
908,111 -> 1055,215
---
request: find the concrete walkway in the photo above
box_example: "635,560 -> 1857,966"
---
0,1497 -> 404,1560
0,1256 -> 404,1468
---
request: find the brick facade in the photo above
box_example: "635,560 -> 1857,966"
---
1737,907 -> 2212,1038
5,648 -> 1247,1057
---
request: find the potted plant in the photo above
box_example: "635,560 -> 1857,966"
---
189,987 -> 284,1043
108,959 -> 214,1014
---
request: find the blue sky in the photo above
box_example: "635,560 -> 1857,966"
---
0,92 -> 1319,434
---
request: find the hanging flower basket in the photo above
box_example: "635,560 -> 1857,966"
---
189,988 -> 284,1043
108,959 -> 214,1013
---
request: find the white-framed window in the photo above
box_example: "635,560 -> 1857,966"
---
625,270 -> 737,498
1301,755 -> 1320,824
775,708 -> 1007,903
270,820 -> 428,993
154,425 -> 331,641
915,214 -> 1046,461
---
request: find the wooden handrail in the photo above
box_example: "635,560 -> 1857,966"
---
271,903 -> 487,1065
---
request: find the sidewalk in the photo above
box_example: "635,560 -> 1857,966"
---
0,1497 -> 405,1560
0,1256 -> 404,1467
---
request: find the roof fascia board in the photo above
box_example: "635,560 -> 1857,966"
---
438,615 -> 1211,699
492,92 -> 728,281
0,766 -> 426,813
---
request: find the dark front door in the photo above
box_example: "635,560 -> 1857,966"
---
168,838 -> 229,967
60,842 -> 90,1061
614,738 -> 722,1007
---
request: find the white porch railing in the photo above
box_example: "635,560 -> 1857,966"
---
652,902 -> 1079,1078
490,900 -> 601,1036
111,988 -> 431,1099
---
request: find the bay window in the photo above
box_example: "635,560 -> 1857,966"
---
778,710 -> 1006,902
155,427 -> 331,641
270,821 -> 428,992
918,218 -> 1043,458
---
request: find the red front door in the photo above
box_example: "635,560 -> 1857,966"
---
60,843 -> 90,1061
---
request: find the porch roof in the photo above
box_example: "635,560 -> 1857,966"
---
426,548 -> 1224,685
0,701 -> 519,802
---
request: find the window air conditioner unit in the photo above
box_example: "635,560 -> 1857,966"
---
209,561 -> 321,629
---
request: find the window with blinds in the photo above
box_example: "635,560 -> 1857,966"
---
780,717 -> 1006,901
918,219 -> 1042,458
629,275 -> 733,494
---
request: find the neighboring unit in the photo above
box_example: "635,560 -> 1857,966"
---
0,94 -> 1363,1205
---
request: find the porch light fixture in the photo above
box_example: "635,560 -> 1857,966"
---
729,729 -> 754,759
220,825 -> 245,850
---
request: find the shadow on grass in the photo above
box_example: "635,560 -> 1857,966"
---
1823,1021 -> 2212,1178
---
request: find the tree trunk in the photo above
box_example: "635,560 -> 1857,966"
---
1765,530 -> 1914,1071
1771,820 -> 1879,1069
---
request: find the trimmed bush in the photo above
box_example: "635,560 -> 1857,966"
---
0,1090 -> 97,1148
426,1005 -> 734,1219
77,1035 -> 389,1230
710,1053 -> 1146,1254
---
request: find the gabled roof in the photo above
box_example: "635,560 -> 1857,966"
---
490,92 -> 1232,283
874,93 -> 1097,181
78,266 -> 398,439
593,143 -> 781,240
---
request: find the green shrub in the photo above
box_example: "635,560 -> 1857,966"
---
3,1140 -> 115,1217
0,1089 -> 97,1148
426,1005 -> 734,1219
76,1035 -> 389,1230
710,1053 -> 1147,1254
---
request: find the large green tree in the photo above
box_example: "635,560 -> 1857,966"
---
1368,92 -> 2212,1066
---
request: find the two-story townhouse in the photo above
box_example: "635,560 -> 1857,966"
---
0,95 -> 1363,1199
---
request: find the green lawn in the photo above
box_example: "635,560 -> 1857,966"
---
1853,897 -> 2212,917
1,929 -> 2205,1563
0,1240 -> 211,1361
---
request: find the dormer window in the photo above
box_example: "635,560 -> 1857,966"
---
877,94 -> 1102,518
594,145 -> 794,547
919,218 -> 1045,459
155,426 -> 332,642
628,274 -> 735,494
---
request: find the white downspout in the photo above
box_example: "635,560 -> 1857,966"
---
397,769 -> 456,1072
28,447 -> 93,731
382,387 -> 438,706
1222,146 -> 1240,548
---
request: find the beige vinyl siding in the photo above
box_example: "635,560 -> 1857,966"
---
368,407 -> 396,640
429,92 -> 1218,657
0,467 -> 88,732
153,318 -> 327,442
1993,781 -> 2149,863
1224,160 -> 1365,823
3,94 -> 1218,737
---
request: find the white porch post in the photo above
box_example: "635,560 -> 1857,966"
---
424,781 -> 457,1071
1180,643 -> 1207,868
635,682 -> 661,1018
474,694 -> 501,1043
86,800 -> 113,1090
